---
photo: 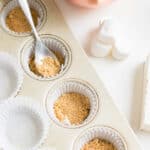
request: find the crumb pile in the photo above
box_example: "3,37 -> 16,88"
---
82,138 -> 117,150
54,92 -> 90,125
6,7 -> 38,32
29,56 -> 61,77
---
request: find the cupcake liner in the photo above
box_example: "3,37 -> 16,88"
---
73,126 -> 127,150
0,52 -> 23,101
0,97 -> 49,150
0,0 -> 46,36
20,34 -> 72,81
45,78 -> 99,128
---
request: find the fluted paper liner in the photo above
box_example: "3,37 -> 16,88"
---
45,79 -> 99,128
73,126 -> 127,150
0,52 -> 23,101
0,97 -> 49,150
20,35 -> 72,81
0,0 -> 46,36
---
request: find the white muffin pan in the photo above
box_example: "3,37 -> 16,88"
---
0,0 -> 142,150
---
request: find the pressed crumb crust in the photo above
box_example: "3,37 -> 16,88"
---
82,138 -> 117,150
29,56 -> 61,77
6,7 -> 38,32
54,92 -> 90,125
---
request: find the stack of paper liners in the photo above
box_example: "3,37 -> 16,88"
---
141,55 -> 150,131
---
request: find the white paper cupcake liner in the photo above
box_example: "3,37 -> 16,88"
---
45,78 -> 99,128
20,34 -> 72,81
0,0 -> 46,36
0,52 -> 23,101
0,97 -> 49,150
73,126 -> 127,150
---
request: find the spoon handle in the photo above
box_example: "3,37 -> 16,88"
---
18,0 -> 40,41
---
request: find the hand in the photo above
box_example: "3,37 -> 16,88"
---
68,0 -> 101,8
68,0 -> 112,8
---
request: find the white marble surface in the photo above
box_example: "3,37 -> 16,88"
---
55,0 -> 150,149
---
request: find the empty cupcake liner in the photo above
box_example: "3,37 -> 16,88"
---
0,52 -> 23,101
45,78 -> 99,128
20,34 -> 72,81
0,0 -> 46,36
0,97 -> 49,150
73,126 -> 127,150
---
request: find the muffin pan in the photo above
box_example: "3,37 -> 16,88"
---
0,0 -> 142,150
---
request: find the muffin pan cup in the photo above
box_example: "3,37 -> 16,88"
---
0,0 -> 142,150
45,79 -> 99,128
73,126 -> 127,150
0,0 -> 46,36
20,34 -> 72,81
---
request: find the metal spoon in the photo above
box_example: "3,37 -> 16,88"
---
18,0 -> 57,65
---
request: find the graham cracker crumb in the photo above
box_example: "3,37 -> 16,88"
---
54,92 -> 90,125
29,56 -> 61,77
82,138 -> 117,150
6,7 -> 38,33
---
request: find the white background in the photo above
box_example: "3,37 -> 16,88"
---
55,0 -> 150,149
